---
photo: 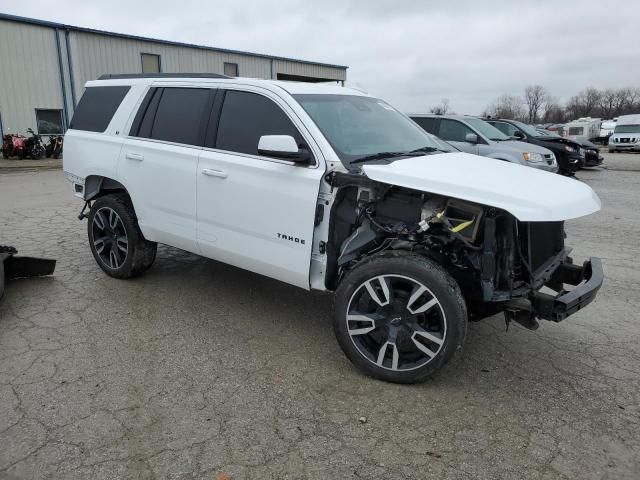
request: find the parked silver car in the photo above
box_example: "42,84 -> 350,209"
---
410,114 -> 558,173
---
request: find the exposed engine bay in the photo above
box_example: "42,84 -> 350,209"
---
325,172 -> 599,329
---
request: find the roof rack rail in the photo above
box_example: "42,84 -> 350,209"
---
97,73 -> 230,80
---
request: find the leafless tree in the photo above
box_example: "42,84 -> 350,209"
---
486,85 -> 640,123
485,94 -> 526,121
524,85 -> 547,123
599,89 -> 617,119
430,98 -> 450,115
581,87 -> 602,116
542,96 -> 564,123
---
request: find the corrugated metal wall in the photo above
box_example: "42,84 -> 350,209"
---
273,59 -> 347,82
0,19 -> 64,135
0,17 -> 347,136
68,31 -> 275,100
68,31 -> 346,100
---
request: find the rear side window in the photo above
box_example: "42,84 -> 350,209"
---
411,117 -> 437,134
215,90 -> 302,156
438,119 -> 474,142
568,127 -> 584,135
70,86 -> 130,132
146,88 -> 210,145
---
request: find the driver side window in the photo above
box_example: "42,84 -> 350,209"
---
214,90 -> 305,157
438,119 -> 474,143
493,122 -> 519,137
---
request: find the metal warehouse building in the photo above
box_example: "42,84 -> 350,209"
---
0,13 -> 348,137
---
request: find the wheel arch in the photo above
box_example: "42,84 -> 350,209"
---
84,175 -> 129,201
487,153 -> 518,164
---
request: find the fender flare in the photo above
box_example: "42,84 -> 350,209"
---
84,175 -> 128,201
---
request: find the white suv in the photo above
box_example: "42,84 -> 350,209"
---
64,73 -> 603,383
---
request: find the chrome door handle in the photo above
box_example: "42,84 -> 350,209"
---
202,168 -> 228,179
125,153 -> 144,161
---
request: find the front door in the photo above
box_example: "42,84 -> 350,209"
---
196,88 -> 324,289
437,118 -> 479,154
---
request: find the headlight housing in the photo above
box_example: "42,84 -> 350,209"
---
564,145 -> 576,152
522,152 -> 544,162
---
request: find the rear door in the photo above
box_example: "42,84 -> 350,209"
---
196,87 -> 324,289
437,119 -> 479,154
119,86 -> 214,252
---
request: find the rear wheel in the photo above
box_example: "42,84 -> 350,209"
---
87,194 -> 157,278
333,252 -> 467,384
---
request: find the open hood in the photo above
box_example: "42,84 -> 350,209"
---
362,152 -> 601,222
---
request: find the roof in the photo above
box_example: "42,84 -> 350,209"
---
86,75 -> 364,96
407,114 -> 477,121
0,12 -> 348,71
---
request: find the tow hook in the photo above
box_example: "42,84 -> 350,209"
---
504,310 -> 539,331
78,201 -> 91,220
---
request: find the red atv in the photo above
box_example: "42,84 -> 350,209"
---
2,134 -> 26,159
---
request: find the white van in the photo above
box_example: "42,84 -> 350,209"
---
608,114 -> 640,153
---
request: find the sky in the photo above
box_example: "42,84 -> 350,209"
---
1,0 -> 639,115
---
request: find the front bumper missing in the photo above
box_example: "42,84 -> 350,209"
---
531,257 -> 603,322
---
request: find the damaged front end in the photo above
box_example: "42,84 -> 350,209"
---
0,246 -> 56,301
476,216 -> 603,329
325,172 -> 602,330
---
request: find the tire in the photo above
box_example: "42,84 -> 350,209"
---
609,149 -> 616,153
333,252 -> 467,384
2,150 -> 8,159
87,194 -> 157,279
32,146 -> 44,160
17,149 -> 24,160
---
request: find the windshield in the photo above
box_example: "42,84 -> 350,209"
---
614,124 -> 640,134
294,94 -> 443,167
538,129 -> 560,137
511,120 -> 542,137
464,118 -> 509,141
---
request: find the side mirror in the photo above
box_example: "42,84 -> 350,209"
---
257,135 -> 311,164
465,133 -> 478,144
513,130 -> 525,139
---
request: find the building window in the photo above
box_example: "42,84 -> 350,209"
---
141,53 -> 161,73
224,62 -> 239,77
36,109 -> 64,134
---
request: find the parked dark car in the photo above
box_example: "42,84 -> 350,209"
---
487,119 -> 585,175
536,128 -> 603,168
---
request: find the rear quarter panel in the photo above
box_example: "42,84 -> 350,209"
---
63,84 -> 147,186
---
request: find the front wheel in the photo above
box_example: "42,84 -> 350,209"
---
333,252 -> 467,384
87,194 -> 157,278
32,146 -> 44,160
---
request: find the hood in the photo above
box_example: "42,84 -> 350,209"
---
500,140 -> 553,155
362,152 -> 601,222
534,136 -> 581,148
